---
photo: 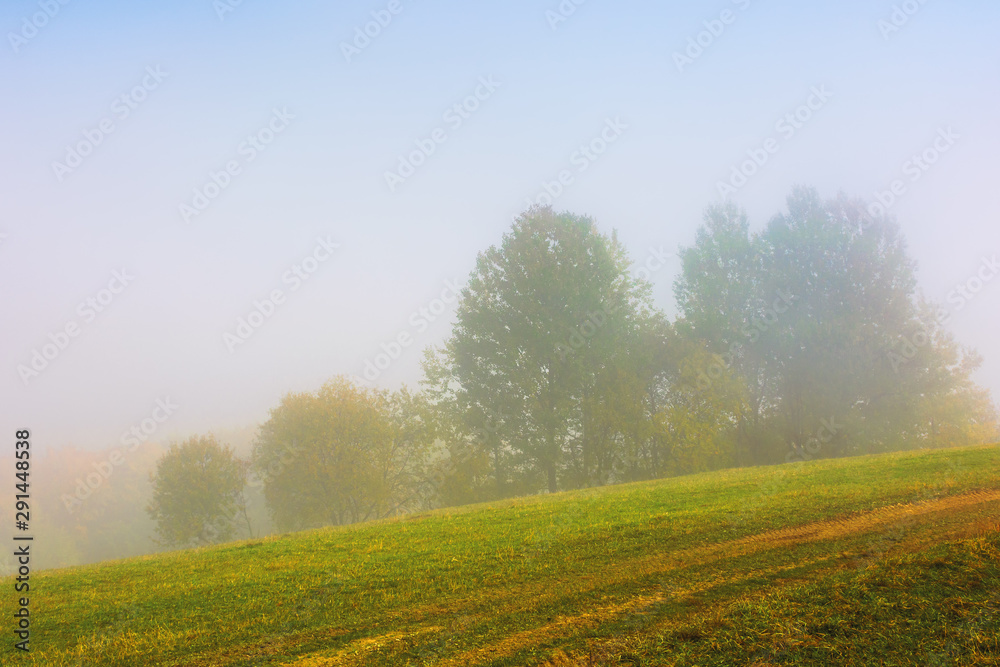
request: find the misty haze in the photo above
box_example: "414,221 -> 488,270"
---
1,1 -> 999,665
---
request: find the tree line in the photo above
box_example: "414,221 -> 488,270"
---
147,187 -> 999,547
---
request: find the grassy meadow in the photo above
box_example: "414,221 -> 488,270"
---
4,444 -> 1000,666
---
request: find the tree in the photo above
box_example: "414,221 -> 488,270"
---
673,200 -> 777,464
252,377 -> 432,532
888,301 -> 1000,450
647,324 -> 746,477
420,347 -> 516,505
423,206 -> 657,494
758,188 -> 920,456
675,186 -> 998,461
146,435 -> 248,548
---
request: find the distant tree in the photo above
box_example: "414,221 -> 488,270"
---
146,435 -> 248,548
252,377 -> 432,532
646,324 -> 747,477
577,314 -> 747,481
675,186 -> 998,460
673,200 -> 778,464
762,189 -> 928,455
889,302 -> 1000,449
420,348 -> 514,505
423,206 -> 659,494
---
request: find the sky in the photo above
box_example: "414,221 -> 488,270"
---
2,0 -> 999,454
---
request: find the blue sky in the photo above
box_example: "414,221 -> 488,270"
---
2,0 -> 999,450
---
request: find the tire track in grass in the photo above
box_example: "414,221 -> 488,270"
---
194,490 -> 999,667
435,488 -> 1000,666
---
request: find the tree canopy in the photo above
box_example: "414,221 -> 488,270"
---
145,189 -> 998,536
146,435 -> 248,548
251,377 -> 432,531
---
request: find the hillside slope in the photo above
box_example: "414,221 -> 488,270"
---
4,444 -> 1000,666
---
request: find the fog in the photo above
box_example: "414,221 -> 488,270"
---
5,6 -> 1000,665
2,0 -> 998,454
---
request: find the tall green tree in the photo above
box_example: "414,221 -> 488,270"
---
649,324 -> 747,477
887,301 -> 1000,449
420,347 -> 519,504
146,435 -> 248,548
423,206 -> 657,494
760,188 -> 918,456
675,186 -> 997,461
673,200 -> 779,464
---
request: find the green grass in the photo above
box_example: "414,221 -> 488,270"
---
3,444 -> 999,666
614,533 -> 1000,666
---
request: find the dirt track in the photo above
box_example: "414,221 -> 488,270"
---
436,488 -> 1000,667
279,489 -> 1000,666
